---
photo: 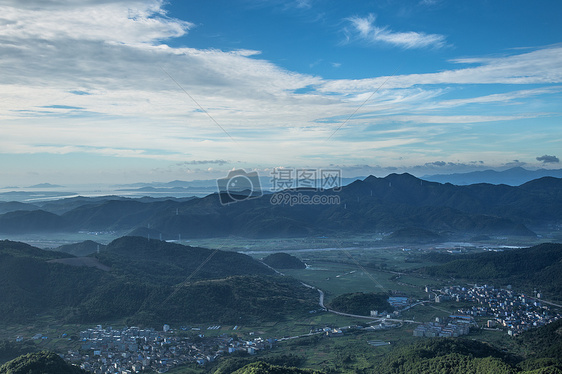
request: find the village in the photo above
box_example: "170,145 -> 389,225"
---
428,284 -> 562,336
21,283 -> 556,373
63,325 -> 275,373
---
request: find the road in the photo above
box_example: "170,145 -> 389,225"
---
301,281 -> 421,323
530,297 -> 562,308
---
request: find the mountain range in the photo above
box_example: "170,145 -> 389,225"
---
423,167 -> 562,186
0,173 -> 561,239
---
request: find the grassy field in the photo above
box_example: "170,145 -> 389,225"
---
283,262 -> 429,303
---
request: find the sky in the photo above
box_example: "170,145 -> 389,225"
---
1,0 -> 562,185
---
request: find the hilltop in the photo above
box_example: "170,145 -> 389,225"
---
56,240 -> 105,256
263,253 -> 306,269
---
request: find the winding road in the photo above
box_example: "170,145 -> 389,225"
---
300,281 -> 420,323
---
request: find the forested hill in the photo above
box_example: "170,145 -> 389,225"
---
0,351 -> 86,374
0,238 -> 315,324
95,236 -> 274,284
421,242 -> 562,298
1,174 -> 561,238
263,253 -> 306,269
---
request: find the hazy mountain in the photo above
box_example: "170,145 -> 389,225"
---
56,240 -> 105,256
0,190 -> 76,203
117,176 -> 363,191
423,167 -> 562,186
2,173 -> 561,238
26,183 -> 64,189
0,210 -> 69,233
0,201 -> 39,215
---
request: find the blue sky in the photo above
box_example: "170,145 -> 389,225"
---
1,0 -> 561,185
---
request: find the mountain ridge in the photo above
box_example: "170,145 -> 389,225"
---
423,166 -> 562,186
0,173 -> 560,238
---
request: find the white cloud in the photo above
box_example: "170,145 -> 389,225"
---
0,0 -> 561,183
0,0 -> 192,44
346,14 -> 446,49
430,87 -> 562,109
320,46 -> 562,93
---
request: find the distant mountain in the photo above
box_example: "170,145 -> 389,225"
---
1,173 -> 561,238
0,210 -> 69,233
423,167 -> 562,186
26,183 -> 64,188
37,195 -> 131,215
116,186 -> 215,192
56,240 -> 105,256
117,176 -> 363,191
0,201 -> 38,215
0,191 -> 76,203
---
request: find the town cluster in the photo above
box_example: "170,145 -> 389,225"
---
64,325 -> 273,374
413,316 -> 472,338
429,284 -> 561,336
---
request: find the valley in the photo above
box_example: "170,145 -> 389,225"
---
1,234 -> 561,373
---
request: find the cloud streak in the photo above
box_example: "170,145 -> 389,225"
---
346,14 -> 446,49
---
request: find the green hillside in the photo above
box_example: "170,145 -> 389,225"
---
96,236 -> 274,284
421,243 -> 562,298
376,338 -> 516,374
232,362 -> 322,374
82,275 -> 317,325
516,318 -> 562,366
0,238 -> 315,324
0,351 -> 86,374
